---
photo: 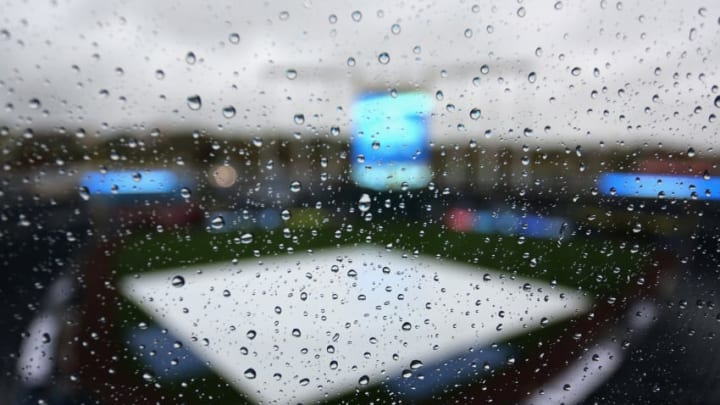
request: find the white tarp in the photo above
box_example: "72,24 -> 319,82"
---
121,246 -> 590,403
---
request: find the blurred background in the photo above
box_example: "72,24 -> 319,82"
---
2,0 -> 720,403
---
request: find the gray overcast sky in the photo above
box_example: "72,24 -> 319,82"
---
1,0 -> 718,149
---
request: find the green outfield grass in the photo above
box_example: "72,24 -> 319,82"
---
114,219 -> 650,297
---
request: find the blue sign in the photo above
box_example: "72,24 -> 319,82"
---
80,170 -> 180,195
351,92 -> 432,190
599,172 -> 720,200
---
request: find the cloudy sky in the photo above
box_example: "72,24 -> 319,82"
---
1,0 -> 718,149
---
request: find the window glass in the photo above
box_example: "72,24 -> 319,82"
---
2,1 -> 719,403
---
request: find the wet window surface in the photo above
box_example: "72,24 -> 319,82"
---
2,1 -> 720,404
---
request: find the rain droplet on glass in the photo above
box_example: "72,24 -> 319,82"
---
171,275 -> 185,287
358,193 -> 371,212
378,52 -> 390,64
186,95 -> 202,110
222,105 -> 236,118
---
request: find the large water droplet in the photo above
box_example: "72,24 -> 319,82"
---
286,69 -> 297,80
358,375 -> 370,385
185,52 -> 197,65
289,180 -> 302,193
180,187 -> 192,199
211,215 -> 225,230
378,52 -> 390,64
171,275 -> 185,287
401,322 -> 412,331
228,33 -> 240,44
632,223 -> 642,233
186,95 -> 202,110
78,186 -> 90,201
293,114 -> 305,124
469,108 -> 482,120
244,368 -> 256,379
222,106 -> 236,118
571,67 -> 582,76
351,10 -> 362,22
358,193 -> 371,213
